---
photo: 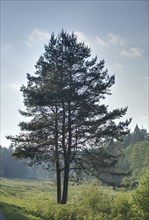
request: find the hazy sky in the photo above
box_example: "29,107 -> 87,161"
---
1,0 -> 148,147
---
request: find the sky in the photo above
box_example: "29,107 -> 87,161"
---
1,0 -> 149,147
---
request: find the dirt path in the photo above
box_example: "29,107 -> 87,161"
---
0,210 -> 7,220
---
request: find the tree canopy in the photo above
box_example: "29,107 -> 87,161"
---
7,30 -> 131,204
122,124 -> 149,147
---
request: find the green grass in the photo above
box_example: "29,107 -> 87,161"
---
0,178 -> 114,220
0,178 -> 57,220
0,177 -> 146,220
0,178 -> 90,220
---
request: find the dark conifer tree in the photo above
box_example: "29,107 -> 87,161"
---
131,124 -> 148,144
7,30 -> 131,204
122,124 -> 149,147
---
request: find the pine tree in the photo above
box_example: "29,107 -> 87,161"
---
7,30 -> 131,204
131,124 -> 148,144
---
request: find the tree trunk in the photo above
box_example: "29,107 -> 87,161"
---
56,161 -> 61,203
55,105 -> 61,203
61,161 -> 69,204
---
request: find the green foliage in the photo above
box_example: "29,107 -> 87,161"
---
111,191 -> 145,220
119,141 -> 149,187
46,204 -> 78,220
131,125 -> 148,145
77,185 -> 112,219
112,193 -> 132,220
122,124 -> 148,147
130,142 -> 149,176
1,178 -> 149,220
0,178 -> 56,220
133,173 -> 149,220
80,140 -> 128,188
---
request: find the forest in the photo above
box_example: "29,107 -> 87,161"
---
1,125 -> 149,185
0,146 -> 52,180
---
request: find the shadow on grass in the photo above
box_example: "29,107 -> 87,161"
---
0,202 -> 47,220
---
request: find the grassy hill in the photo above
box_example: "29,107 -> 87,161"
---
0,176 -> 148,220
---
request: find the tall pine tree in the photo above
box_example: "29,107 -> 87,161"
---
7,30 -> 131,204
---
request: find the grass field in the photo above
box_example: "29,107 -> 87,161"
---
0,178 -> 95,220
0,177 -> 147,220
0,178 -> 114,220
0,178 -> 56,220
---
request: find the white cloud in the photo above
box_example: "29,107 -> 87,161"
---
74,31 -> 92,47
25,28 -> 50,47
107,33 -> 126,47
92,32 -> 126,49
94,32 -> 143,58
112,63 -> 123,71
144,76 -> 149,81
25,41 -> 32,47
96,36 -> 107,48
120,47 -> 144,57
25,29 -> 144,59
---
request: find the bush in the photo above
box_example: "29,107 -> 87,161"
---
45,185 -> 113,220
133,173 -> 149,220
75,185 -> 113,220
111,193 -> 132,220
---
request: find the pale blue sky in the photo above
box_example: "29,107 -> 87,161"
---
1,0 -> 148,147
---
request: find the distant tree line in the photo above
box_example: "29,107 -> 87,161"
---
113,125 -> 148,188
0,146 -> 52,179
122,124 -> 149,147
118,140 -> 149,188
1,124 -> 148,190
0,146 -> 28,178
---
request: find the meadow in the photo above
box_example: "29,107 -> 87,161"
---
0,177 -> 148,220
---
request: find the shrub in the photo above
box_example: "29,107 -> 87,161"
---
77,185 -> 112,219
132,173 -> 149,220
111,193 -> 132,220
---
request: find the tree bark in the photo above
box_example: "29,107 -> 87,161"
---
61,160 -> 70,204
56,161 -> 61,203
55,105 -> 61,203
61,86 -> 72,204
